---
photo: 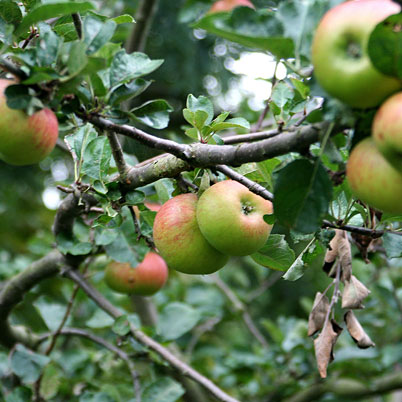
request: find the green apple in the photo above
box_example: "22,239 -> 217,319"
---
153,193 -> 229,275
311,0 -> 401,108
0,79 -> 59,165
372,92 -> 402,172
196,180 -> 273,256
346,138 -> 402,214
105,252 -> 168,296
209,0 -> 254,13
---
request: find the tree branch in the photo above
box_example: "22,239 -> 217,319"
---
222,128 -> 282,145
65,269 -> 240,402
0,57 -> 28,80
285,372 -> 402,402
71,13 -> 83,39
106,131 -> 129,179
125,0 -> 159,53
322,220 -> 402,238
38,328 -> 141,401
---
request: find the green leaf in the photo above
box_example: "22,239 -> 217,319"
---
291,78 -> 310,99
36,23 -> 60,67
193,110 -> 209,130
0,16 -> 14,45
157,302 -> 200,341
67,42 -> 88,76
383,233 -> 402,259
112,315 -> 131,336
40,363 -> 61,400
274,159 -> 333,233
283,251 -> 306,281
109,79 -> 152,106
112,14 -> 135,24
5,387 -> 32,402
251,234 -> 295,271
154,178 -> 174,204
110,50 -> 164,87
86,309 -> 114,329
56,233 -> 92,255
15,1 -> 95,36
130,99 -> 173,129
193,8 -> 294,59
368,13 -> 402,79
10,345 -> 50,384
81,136 -> 112,182
263,214 -> 276,225
143,378 -> 185,402
271,81 -> 294,108
34,296 -> 71,331
94,227 -> 118,246
210,117 -> 250,132
79,392 -> 115,402
186,94 -> 214,125
83,16 -> 117,55
125,190 -> 145,205
4,84 -> 32,110
0,0 -> 22,25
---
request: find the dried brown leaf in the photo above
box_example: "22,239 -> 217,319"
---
338,231 -> 352,281
342,275 -> 370,309
323,230 -> 341,276
314,319 -> 343,378
344,311 -> 375,349
308,292 -> 330,336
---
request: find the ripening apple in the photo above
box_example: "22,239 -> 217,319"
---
209,0 -> 255,13
346,138 -> 402,214
372,92 -> 402,173
196,180 -> 273,256
311,0 -> 401,108
153,193 -> 229,275
0,79 -> 59,165
105,252 -> 168,296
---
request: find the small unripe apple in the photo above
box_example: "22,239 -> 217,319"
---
0,79 -> 59,165
346,138 -> 402,214
105,252 -> 168,296
311,0 -> 401,108
372,92 -> 402,173
153,193 -> 229,275
196,180 -> 273,256
209,0 -> 255,13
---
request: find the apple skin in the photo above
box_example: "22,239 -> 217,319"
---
311,0 -> 401,108
196,180 -> 273,256
372,92 -> 402,173
346,138 -> 402,214
209,0 -> 255,13
153,193 -> 229,275
105,252 -> 168,296
0,79 -> 58,165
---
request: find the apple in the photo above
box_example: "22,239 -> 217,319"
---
196,180 -> 273,256
372,92 -> 402,173
105,252 -> 168,296
0,79 -> 59,165
209,0 -> 255,13
311,0 -> 401,108
153,193 -> 229,275
346,137 -> 402,214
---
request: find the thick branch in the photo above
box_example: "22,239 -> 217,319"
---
286,372 -> 402,402
65,269 -> 240,402
222,128 -> 281,145
125,0 -> 159,53
0,250 -> 65,348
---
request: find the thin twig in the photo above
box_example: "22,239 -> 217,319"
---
222,128 -> 282,145
106,131 -> 129,179
72,13 -> 83,39
322,220 -> 402,238
65,269 -> 240,402
324,262 -> 341,328
21,27 -> 38,49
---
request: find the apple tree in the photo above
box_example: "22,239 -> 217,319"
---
0,0 -> 402,401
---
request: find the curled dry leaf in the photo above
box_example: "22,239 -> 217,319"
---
344,310 -> 375,349
342,275 -> 370,309
308,291 -> 330,336
323,229 -> 352,280
314,319 -> 343,378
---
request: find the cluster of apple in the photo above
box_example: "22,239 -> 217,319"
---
312,0 -> 402,214
105,180 -> 273,296
0,79 -> 59,166
153,180 -> 273,275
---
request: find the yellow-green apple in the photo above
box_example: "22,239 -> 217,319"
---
0,79 -> 58,165
346,138 -> 402,214
209,0 -> 255,13
196,180 -> 273,256
153,193 -> 229,275
311,0 -> 401,108
372,92 -> 402,172
105,252 -> 168,296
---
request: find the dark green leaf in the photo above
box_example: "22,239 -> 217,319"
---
130,99 -> 173,129
142,378 -> 185,402
56,233 -> 92,255
15,1 -> 95,36
36,23 -> 60,67
383,233 -> 402,259
5,387 -> 32,402
263,214 -> 276,225
251,234 -> 294,271
0,16 -> 14,45
0,0 -> 22,25
4,84 -> 31,110
274,159 -> 333,233
110,50 -> 163,87
83,16 -> 117,55
10,344 -> 50,384
109,79 -> 152,106
368,13 -> 402,79
67,42 -> 88,76
157,302 -> 200,340
125,190 -> 145,205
